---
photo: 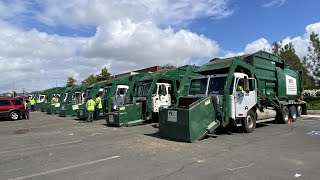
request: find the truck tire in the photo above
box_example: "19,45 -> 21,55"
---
10,111 -> 20,121
277,106 -> 289,124
242,110 -> 256,133
296,105 -> 302,117
289,106 -> 297,122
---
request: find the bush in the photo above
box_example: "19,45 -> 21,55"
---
304,96 -> 320,110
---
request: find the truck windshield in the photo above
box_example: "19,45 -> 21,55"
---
136,82 -> 152,97
189,78 -> 208,95
117,88 -> 127,96
208,77 -> 227,95
75,92 -> 81,104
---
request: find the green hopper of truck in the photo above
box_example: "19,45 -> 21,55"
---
77,74 -> 147,120
159,51 -> 307,142
106,65 -> 200,126
46,87 -> 72,114
59,85 -> 88,117
76,81 -> 109,119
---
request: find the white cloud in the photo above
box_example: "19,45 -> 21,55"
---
35,0 -> 233,27
0,0 -> 231,93
262,0 -> 287,8
81,19 -> 219,69
0,18 -> 219,93
222,22 -> 320,61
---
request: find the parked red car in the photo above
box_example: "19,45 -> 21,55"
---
0,98 -> 25,120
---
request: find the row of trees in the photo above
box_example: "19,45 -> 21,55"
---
65,67 -> 111,87
271,31 -> 320,89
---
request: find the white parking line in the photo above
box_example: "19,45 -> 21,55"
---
0,131 -> 61,140
9,156 -> 119,180
0,140 -> 81,154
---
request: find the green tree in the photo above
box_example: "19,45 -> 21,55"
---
66,76 -> 77,87
82,74 -> 98,85
271,42 -> 316,89
303,32 -> 320,84
96,66 -> 111,82
163,63 -> 176,70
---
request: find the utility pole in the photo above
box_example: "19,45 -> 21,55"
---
56,80 -> 57,88
12,80 -> 15,98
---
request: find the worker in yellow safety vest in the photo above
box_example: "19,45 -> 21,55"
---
95,95 -> 102,120
86,96 -> 95,123
52,96 -> 57,104
30,98 -> 36,112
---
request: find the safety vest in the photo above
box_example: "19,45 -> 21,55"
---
23,100 -> 26,109
237,85 -> 243,91
30,99 -> 36,105
95,97 -> 102,109
52,97 -> 57,104
87,99 -> 95,111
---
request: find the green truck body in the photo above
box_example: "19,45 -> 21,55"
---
76,81 -> 110,119
106,65 -> 200,126
59,85 -> 88,117
36,88 -> 62,112
159,51 -> 307,142
46,87 -> 72,114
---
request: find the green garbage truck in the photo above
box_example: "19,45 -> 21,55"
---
39,88 -> 61,112
59,85 -> 88,117
46,87 -> 71,114
34,91 -> 46,111
106,65 -> 200,126
159,51 -> 307,142
76,81 -> 109,119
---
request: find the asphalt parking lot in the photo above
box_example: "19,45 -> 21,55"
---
0,112 -> 319,180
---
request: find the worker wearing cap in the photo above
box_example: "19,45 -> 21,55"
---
95,94 -> 102,120
30,98 -> 36,112
86,96 -> 95,123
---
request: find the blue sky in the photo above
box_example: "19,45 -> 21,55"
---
0,0 -> 319,92
10,0 -> 320,54
188,0 -> 320,53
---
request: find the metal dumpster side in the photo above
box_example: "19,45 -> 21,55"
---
159,96 -> 219,142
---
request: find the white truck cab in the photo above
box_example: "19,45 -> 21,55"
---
111,85 -> 129,109
229,73 -> 257,120
152,83 -> 172,113
37,94 -> 46,103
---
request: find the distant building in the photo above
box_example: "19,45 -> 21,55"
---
112,66 -> 165,79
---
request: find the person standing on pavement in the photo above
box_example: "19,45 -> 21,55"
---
25,100 -> 31,119
95,94 -> 102,120
30,98 -> 36,112
86,96 -> 95,123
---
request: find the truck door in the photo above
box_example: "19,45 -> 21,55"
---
154,83 -> 171,113
115,85 -> 129,108
235,78 -> 257,118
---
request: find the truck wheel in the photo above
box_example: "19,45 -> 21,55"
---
277,106 -> 289,124
296,105 -> 302,117
289,106 -> 297,122
242,110 -> 256,133
10,111 -> 20,121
